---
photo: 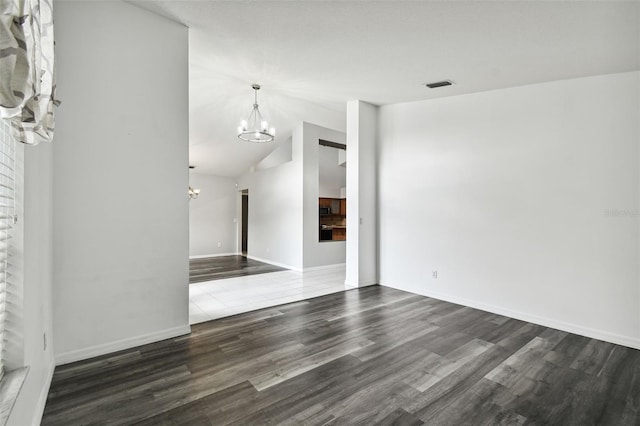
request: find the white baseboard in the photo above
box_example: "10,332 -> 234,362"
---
380,281 -> 640,350
246,255 -> 302,272
55,325 -> 191,366
303,263 -> 346,272
189,253 -> 237,259
32,358 -> 55,426
344,279 -> 377,288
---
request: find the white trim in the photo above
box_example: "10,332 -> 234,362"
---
302,263 -> 346,272
0,367 -> 28,426
380,281 -> 640,351
189,253 -> 238,259
344,279 -> 378,288
55,325 -> 191,366
246,255 -> 302,272
31,359 -> 54,426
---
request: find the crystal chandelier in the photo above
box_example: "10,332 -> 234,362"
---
237,84 -> 275,143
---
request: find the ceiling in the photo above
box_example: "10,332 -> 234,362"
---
131,1 -> 640,177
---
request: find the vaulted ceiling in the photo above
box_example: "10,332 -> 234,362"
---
132,1 -> 640,177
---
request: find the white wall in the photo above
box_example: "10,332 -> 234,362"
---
52,1 -> 190,364
319,145 -> 346,198
256,137 -> 292,171
237,128 -> 304,270
8,142 -> 54,425
189,173 -> 238,257
345,101 -> 378,286
378,71 -> 640,348
302,123 -> 347,269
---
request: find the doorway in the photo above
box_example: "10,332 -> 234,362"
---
241,190 -> 248,256
318,140 -> 347,243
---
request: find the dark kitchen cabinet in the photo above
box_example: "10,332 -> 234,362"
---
318,197 -> 347,242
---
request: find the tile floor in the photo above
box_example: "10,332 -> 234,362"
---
189,265 -> 350,324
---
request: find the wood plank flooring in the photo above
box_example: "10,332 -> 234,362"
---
190,255 -> 285,284
41,286 -> 640,425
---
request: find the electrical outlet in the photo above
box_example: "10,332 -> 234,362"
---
43,332 -> 47,351
217,242 -> 222,248
432,270 -> 438,279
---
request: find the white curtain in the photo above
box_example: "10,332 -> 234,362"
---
0,0 -> 58,145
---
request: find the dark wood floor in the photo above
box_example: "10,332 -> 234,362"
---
42,286 -> 640,425
190,255 -> 285,284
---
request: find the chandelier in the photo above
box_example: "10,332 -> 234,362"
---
188,165 -> 200,200
237,84 -> 275,143
188,186 -> 200,200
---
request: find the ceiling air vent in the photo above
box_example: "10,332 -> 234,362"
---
425,80 -> 454,89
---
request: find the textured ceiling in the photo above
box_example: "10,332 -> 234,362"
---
131,1 -> 640,177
